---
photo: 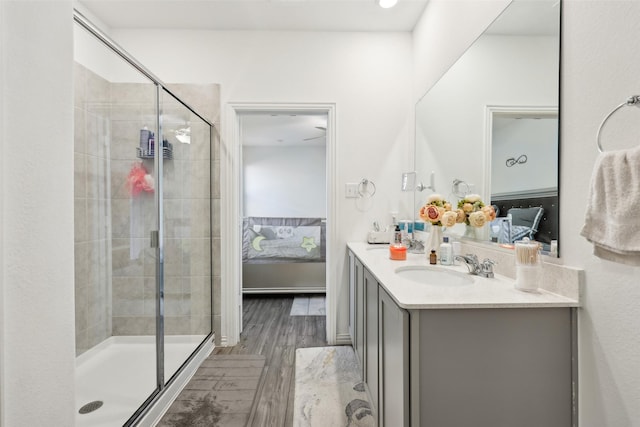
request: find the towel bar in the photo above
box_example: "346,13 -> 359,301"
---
596,95 -> 640,152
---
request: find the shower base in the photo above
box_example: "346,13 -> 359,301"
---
75,335 -> 210,427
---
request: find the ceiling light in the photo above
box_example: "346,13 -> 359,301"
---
378,0 -> 398,8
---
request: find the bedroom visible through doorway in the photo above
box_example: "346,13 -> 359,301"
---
239,111 -> 328,308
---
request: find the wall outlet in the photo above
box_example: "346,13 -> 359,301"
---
345,183 -> 359,198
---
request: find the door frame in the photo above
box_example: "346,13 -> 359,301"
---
221,102 -> 337,346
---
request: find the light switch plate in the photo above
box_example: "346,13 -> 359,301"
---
345,183 -> 359,198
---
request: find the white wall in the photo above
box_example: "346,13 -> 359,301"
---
0,1 -> 76,426
74,24 -> 151,84
491,116 -> 558,195
0,4 -> 4,422
243,145 -> 326,218
412,0 -> 511,104
111,29 -> 414,341
562,1 -> 640,425
414,1 -> 640,425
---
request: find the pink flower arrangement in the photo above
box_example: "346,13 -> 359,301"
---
419,194 -> 456,227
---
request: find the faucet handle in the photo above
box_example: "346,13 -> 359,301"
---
480,258 -> 496,278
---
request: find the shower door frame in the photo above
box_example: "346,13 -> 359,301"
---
73,9 -> 216,426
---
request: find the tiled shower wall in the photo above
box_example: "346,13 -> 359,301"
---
108,80 -> 159,337
74,62 -> 221,355
74,63 -> 113,355
166,83 -> 222,344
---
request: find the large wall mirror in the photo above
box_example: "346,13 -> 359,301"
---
414,0 -> 561,255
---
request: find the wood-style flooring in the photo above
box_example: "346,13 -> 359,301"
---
157,354 -> 266,427
213,294 -> 328,427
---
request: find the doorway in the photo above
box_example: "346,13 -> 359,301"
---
241,112 -> 327,295
222,103 -> 337,346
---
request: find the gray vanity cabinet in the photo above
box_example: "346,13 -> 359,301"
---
412,308 -> 574,427
349,254 -> 366,379
349,251 -> 364,378
379,287 -> 410,427
348,250 -> 576,427
364,268 -> 379,411
349,251 -> 409,426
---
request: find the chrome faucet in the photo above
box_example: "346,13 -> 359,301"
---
455,254 -> 481,275
455,254 -> 496,278
402,236 -> 425,254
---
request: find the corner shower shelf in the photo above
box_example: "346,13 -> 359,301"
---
136,145 -> 173,160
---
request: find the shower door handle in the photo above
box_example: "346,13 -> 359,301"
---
150,230 -> 159,248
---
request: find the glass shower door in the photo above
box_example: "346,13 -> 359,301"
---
159,89 -> 213,383
74,20 -> 160,427
74,12 -> 214,427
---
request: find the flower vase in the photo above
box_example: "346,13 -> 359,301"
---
426,226 -> 443,257
463,225 -> 478,239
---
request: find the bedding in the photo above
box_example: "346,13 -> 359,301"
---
242,217 -> 326,263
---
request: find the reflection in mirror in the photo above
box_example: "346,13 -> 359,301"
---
414,0 -> 560,255
401,171 -> 417,191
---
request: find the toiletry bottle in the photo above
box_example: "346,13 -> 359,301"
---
394,224 -> 402,244
429,250 -> 437,265
439,236 -> 453,265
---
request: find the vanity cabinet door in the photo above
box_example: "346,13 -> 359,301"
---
416,308 -> 573,427
354,257 -> 366,379
364,268 -> 379,413
348,251 -> 356,348
379,287 -> 409,427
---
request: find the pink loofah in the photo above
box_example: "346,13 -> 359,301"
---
127,163 -> 154,196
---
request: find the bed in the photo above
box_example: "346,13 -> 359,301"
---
242,217 -> 326,294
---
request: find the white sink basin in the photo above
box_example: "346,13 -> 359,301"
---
395,265 -> 474,287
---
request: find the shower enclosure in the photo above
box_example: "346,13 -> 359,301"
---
73,11 -> 216,426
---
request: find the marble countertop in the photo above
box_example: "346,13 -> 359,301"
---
348,242 -> 580,310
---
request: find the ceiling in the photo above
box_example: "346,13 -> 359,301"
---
78,0 -> 429,32
75,1 -> 428,146
241,113 -> 328,147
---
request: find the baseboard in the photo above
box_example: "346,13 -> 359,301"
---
219,335 -> 230,347
242,287 -> 326,294
335,333 -> 352,346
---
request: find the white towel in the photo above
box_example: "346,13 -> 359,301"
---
580,145 -> 640,265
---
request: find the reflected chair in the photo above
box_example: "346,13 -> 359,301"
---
507,207 -> 544,242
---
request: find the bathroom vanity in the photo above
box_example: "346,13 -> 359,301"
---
347,242 -> 579,427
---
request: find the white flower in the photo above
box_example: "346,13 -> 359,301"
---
468,211 -> 486,227
426,193 -> 444,204
441,211 -> 457,228
465,194 -> 481,203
